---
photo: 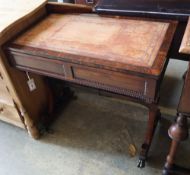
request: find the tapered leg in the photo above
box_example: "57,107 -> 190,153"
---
137,104 -> 161,168
163,113 -> 189,175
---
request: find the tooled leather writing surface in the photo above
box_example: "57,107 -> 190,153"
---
12,14 -> 170,73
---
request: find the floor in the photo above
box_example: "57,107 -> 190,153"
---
0,59 -> 190,175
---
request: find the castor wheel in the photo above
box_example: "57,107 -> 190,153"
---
137,158 -> 146,168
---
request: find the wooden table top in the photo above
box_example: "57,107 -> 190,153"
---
179,17 -> 190,54
9,13 -> 177,76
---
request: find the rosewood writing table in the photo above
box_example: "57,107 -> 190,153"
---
3,2 -> 177,169
163,17 -> 190,175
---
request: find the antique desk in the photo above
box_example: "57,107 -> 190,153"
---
163,17 -> 190,175
3,2 -> 177,168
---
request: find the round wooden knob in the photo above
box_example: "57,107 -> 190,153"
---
0,107 -> 4,113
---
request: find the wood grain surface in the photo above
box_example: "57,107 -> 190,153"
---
12,13 -> 172,75
179,17 -> 190,54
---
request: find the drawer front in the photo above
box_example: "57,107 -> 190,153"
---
72,66 -> 146,94
0,103 -> 24,128
0,75 -> 14,106
11,53 -> 66,77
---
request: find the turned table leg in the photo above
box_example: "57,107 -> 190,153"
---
163,113 -> 189,175
137,104 -> 161,168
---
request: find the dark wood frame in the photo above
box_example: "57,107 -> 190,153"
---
3,2 -> 178,169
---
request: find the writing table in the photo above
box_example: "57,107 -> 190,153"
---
4,3 -> 177,168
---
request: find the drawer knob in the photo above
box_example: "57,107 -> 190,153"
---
0,107 -> 4,113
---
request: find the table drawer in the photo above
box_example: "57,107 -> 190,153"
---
0,103 -> 24,128
10,52 -> 66,77
72,66 -> 147,95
